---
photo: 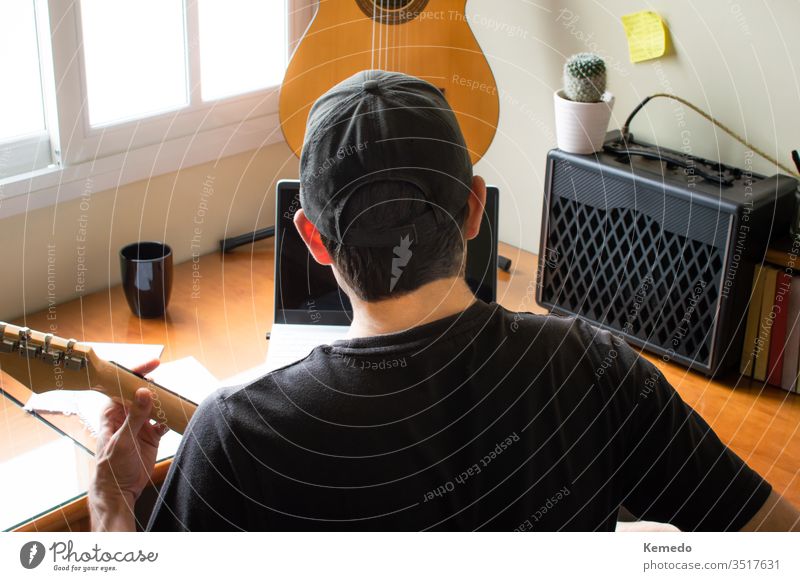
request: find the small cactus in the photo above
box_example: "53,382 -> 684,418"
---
563,53 -> 607,103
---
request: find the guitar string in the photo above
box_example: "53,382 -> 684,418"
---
386,10 -> 389,71
393,2 -> 397,71
371,0 -> 376,69
404,1 -> 408,70
384,1 -> 387,70
384,2 -> 388,70
378,2 -> 383,71
372,2 -> 416,74
393,3 -> 396,71
375,0 -> 380,70
386,2 -> 389,70
382,3 -> 387,70
392,2 -> 398,70
398,3 -> 402,71
405,2 -> 409,71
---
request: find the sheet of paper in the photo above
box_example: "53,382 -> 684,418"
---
148,356 -> 220,405
88,342 -> 164,370
621,11 -> 667,63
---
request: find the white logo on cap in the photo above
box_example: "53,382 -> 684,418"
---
390,235 -> 413,291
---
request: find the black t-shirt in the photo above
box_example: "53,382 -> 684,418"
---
146,301 -> 771,531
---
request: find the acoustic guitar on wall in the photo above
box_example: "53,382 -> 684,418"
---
280,0 -> 500,164
0,322 -> 197,434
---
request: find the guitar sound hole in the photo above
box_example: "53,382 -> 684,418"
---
356,0 -> 430,25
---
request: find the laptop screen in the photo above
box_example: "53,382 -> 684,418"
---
274,180 -> 498,325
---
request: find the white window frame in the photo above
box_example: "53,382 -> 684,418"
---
0,0 -> 60,181
0,0 -> 315,219
0,134 -> 53,179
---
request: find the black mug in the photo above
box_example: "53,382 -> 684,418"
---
120,242 -> 173,318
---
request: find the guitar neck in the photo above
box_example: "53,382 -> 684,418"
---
0,322 -> 197,434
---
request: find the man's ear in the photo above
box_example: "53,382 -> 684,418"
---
293,209 -> 334,266
464,175 -> 487,240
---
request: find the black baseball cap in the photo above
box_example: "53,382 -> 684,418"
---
299,70 -> 473,248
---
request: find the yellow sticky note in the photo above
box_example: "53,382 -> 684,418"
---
621,11 -> 667,63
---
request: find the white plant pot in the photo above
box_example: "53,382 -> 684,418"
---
553,89 -> 615,154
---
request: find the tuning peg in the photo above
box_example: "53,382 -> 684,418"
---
41,333 -> 62,366
18,327 -> 41,359
0,323 -> 17,353
63,338 -> 86,371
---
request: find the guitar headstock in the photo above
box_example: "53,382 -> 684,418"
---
1,321 -> 196,433
0,322 -> 100,394
1,322 -> 90,368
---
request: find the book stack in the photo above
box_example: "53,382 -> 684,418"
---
740,264 -> 800,393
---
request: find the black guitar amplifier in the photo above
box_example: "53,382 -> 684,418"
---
537,131 -> 798,376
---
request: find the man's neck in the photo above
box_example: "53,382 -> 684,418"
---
346,277 -> 477,338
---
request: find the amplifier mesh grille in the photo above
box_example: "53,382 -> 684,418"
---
542,195 -> 726,366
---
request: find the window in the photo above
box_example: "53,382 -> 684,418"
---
0,0 -> 311,216
80,0 -> 189,126
198,0 -> 288,101
0,0 -> 58,180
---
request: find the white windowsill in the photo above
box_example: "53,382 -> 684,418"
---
0,113 -> 285,221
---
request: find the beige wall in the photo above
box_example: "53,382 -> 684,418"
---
0,141 -> 299,319
3,0 -> 798,317
471,0 -> 800,252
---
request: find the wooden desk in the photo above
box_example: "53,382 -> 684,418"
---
3,240 -> 798,531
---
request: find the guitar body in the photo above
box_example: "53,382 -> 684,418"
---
280,0 -> 499,163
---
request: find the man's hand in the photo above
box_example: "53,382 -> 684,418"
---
616,520 -> 680,532
89,359 -> 168,532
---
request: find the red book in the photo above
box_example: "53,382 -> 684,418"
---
767,272 -> 792,386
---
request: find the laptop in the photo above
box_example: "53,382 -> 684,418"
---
265,179 -> 499,372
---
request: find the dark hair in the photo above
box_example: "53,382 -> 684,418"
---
320,181 -> 469,301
